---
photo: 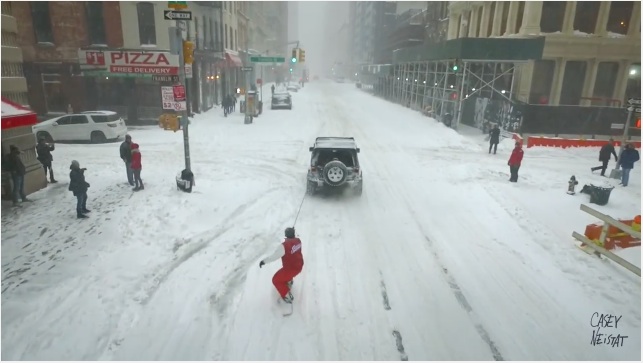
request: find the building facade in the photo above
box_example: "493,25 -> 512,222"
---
447,1 -> 641,106
1,2 -> 46,199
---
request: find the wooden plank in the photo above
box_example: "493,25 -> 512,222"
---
580,204 -> 641,239
572,232 -> 641,277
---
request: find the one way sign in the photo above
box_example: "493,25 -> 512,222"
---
164,10 -> 192,20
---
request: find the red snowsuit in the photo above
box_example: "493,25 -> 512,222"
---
263,238 -> 304,298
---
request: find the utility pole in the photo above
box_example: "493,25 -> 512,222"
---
175,23 -> 191,171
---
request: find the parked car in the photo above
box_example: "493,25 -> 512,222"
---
32,111 -> 128,143
306,137 -> 363,196
287,83 -> 300,92
271,91 -> 292,110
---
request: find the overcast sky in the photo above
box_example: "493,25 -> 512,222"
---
293,1 -> 350,76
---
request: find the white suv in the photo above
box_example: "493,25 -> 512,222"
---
33,111 -> 128,143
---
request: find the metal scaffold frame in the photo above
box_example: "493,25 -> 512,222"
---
384,59 -> 523,129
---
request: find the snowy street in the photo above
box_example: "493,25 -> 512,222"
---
1,80 -> 641,360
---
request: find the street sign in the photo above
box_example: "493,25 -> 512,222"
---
256,78 -> 263,85
173,85 -> 186,102
176,20 -> 187,31
164,10 -> 192,20
153,75 -> 179,82
627,98 -> 641,106
250,56 -> 285,63
168,1 -> 187,10
184,64 -> 193,78
161,86 -> 175,110
611,123 -> 625,129
241,66 -> 253,71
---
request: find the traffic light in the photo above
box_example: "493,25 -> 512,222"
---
183,40 -> 195,64
452,59 -> 460,72
291,48 -> 298,63
298,49 -> 306,63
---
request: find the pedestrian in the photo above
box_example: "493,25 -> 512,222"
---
223,95 -> 230,116
271,84 -> 275,94
68,160 -> 90,219
508,141 -> 524,182
130,143 -> 144,191
259,227 -> 304,305
5,145 -> 31,206
36,137 -> 57,183
591,138 -> 618,176
618,143 -> 640,187
489,124 -> 500,154
120,134 -> 134,185
232,94 -> 237,112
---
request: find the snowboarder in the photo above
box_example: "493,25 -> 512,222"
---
120,134 -> 134,186
130,143 -> 144,191
68,160 -> 90,219
508,141 -> 524,183
618,143 -> 640,187
489,124 -> 500,154
591,138 -> 618,176
567,175 -> 578,195
5,145 -> 31,206
36,137 -> 57,183
259,227 -> 304,304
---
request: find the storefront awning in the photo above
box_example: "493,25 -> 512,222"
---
1,97 -> 38,130
225,51 -> 243,67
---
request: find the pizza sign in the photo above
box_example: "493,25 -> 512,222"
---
79,49 -> 180,75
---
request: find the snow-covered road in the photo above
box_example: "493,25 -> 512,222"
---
1,81 -> 640,360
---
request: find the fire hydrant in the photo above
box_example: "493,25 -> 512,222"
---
567,175 -> 578,195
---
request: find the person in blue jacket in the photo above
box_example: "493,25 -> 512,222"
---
619,143 -> 640,187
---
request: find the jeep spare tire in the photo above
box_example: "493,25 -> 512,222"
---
322,160 -> 348,186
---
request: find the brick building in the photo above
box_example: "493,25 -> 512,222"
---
12,1 -> 123,117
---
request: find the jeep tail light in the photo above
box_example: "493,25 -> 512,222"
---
311,166 -> 317,172
353,167 -> 359,173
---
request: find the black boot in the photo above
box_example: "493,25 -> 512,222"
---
77,213 -> 88,219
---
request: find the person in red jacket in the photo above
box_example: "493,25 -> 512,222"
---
259,227 -> 304,304
508,141 -> 524,182
130,143 -> 144,191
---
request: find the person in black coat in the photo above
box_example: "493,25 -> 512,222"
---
119,134 -> 134,185
489,124 -> 501,154
591,138 -> 618,176
69,160 -> 91,219
5,145 -> 31,206
36,137 -> 57,183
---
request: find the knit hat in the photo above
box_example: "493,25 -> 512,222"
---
70,160 -> 80,169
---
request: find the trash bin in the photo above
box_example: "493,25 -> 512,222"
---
240,101 -> 246,113
176,169 -> 194,193
589,185 -> 614,206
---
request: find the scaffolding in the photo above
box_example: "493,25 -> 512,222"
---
366,37 -> 546,130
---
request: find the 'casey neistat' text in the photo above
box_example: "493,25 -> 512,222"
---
590,312 -> 628,347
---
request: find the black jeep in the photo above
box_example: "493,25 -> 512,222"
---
306,137 -> 363,196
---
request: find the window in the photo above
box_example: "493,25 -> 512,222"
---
606,1 -> 634,35
86,2 -> 106,45
210,18 -> 215,48
225,24 -> 228,49
31,2 -> 53,43
529,60 -> 555,104
42,74 -> 66,112
137,2 -> 156,45
592,62 -> 619,101
625,63 -> 641,100
70,115 -> 89,124
487,2 -> 496,37
90,114 -> 120,123
234,29 -> 237,49
560,61 -> 587,105
540,2 -> 565,33
230,28 -> 234,50
515,2 -> 525,34
574,2 -> 600,34
56,116 -> 72,125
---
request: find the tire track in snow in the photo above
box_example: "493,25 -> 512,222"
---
345,101 -> 504,361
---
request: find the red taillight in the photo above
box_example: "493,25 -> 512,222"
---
353,167 -> 360,173
311,166 -> 317,172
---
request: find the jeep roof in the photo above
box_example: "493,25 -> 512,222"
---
310,137 -> 360,151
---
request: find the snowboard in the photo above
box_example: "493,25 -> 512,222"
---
277,298 -> 294,317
